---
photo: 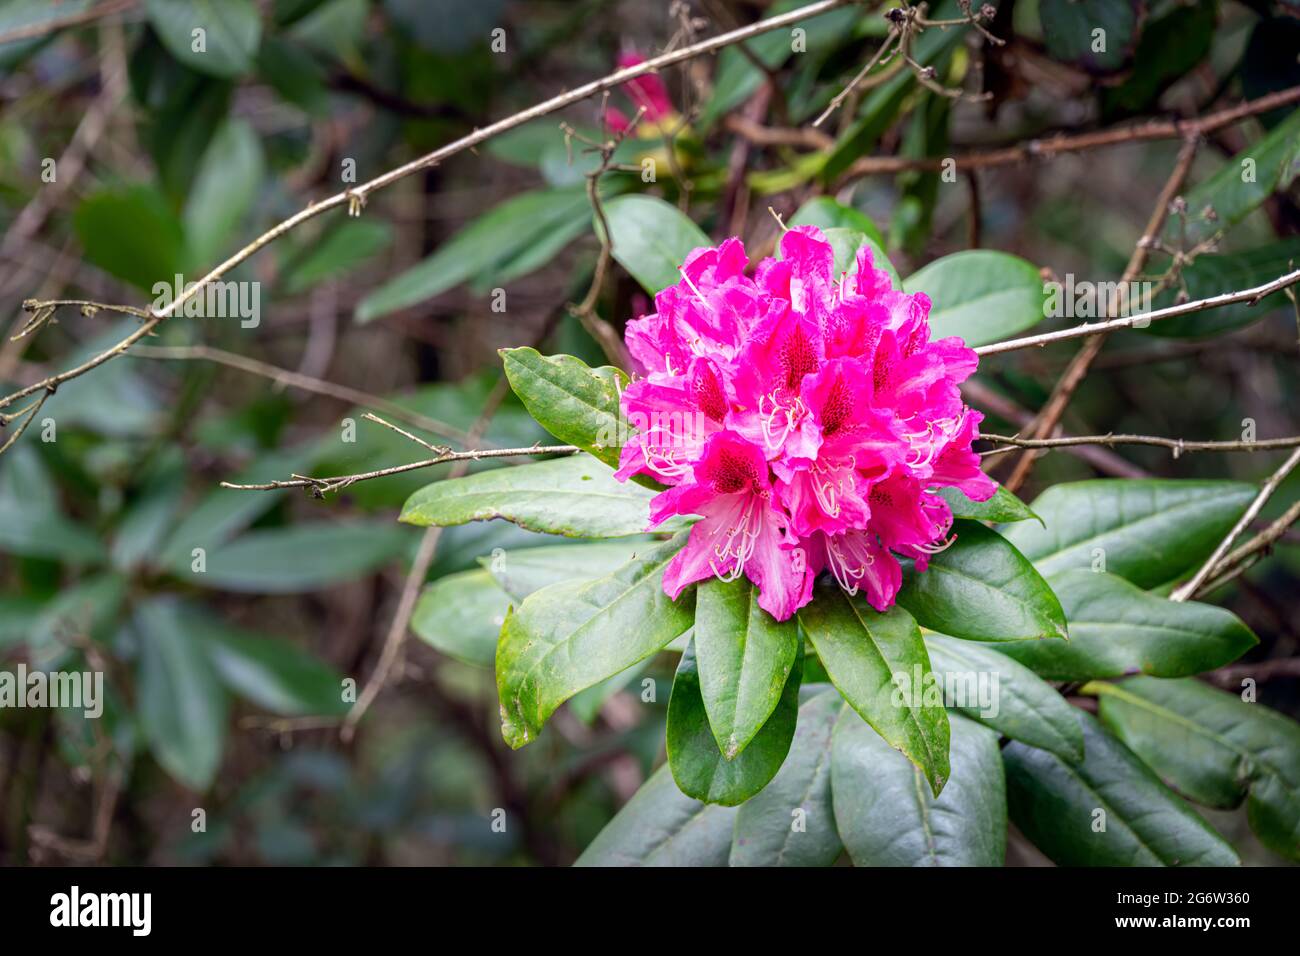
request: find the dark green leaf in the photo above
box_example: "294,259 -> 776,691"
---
789,196 -> 885,245
356,187 -> 593,322
280,219 -> 392,295
482,540 -> 655,602
1143,237 -> 1300,339
134,599 -> 228,790
938,484 -> 1040,525
575,764 -> 738,866
411,568 -> 510,668
183,117 -> 263,265
1094,677 -> 1300,860
997,569 -> 1257,681
602,194 -> 710,294
184,605 -> 349,716
1004,710 -> 1240,866
730,688 -> 845,867
496,533 -> 693,748
693,578 -> 801,758
1171,106 -> 1300,247
73,184 -> 188,293
797,583 -> 950,795
145,0 -> 262,78
925,634 -> 1085,762
500,348 -> 627,470
1000,479 -> 1257,589
400,455 -> 682,538
666,637 -> 802,806
197,521 -> 410,593
904,250 -> 1047,347
897,521 -> 1067,642
833,709 -> 1005,865
1040,0 -> 1141,74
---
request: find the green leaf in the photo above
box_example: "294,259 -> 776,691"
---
496,533 -> 693,748
134,599 -> 229,790
1143,237 -> 1300,339
601,194 -> 710,294
925,634 -> 1085,762
797,583 -> 950,795
110,460 -> 186,572
1004,710 -> 1240,866
1093,677 -> 1300,860
411,568 -> 510,668
833,708 -> 1006,865
1171,106 -> 1300,247
822,2 -> 969,180
575,764 -> 738,866
356,187 -> 593,322
157,443 -> 323,572
820,227 -> 900,289
183,117 -> 263,266
999,479 -> 1258,589
0,1 -> 92,67
280,219 -> 392,296
1040,0 -> 1141,73
0,445 -> 105,564
789,197 -> 885,246
400,455 -> 681,538
568,659 -> 650,724
145,0 -> 262,78
182,605 -> 348,716
196,521 -> 410,593
897,521 -> 1067,642
998,569 -> 1257,681
1100,0 -> 1214,117
666,637 -> 802,806
73,184 -> 188,293
729,687 -> 845,867
499,348 -> 627,470
693,578 -> 801,758
482,540 -> 655,602
938,484 -> 1040,525
903,250 -> 1047,347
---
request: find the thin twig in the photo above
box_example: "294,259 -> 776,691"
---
836,85 -> 1300,182
0,0 -> 863,425
1001,137 -> 1201,491
0,0 -> 137,46
220,443 -> 578,494
981,432 -> 1300,456
1172,446 -> 1300,602
974,268 -> 1300,358
128,344 -> 471,443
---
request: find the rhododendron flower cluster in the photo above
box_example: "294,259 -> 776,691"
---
615,225 -> 996,622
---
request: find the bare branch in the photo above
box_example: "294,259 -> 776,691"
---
1172,446 -> 1300,602
973,268 -> 1300,357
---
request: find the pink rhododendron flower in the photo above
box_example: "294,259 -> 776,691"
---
616,225 -> 996,622
605,51 -> 676,135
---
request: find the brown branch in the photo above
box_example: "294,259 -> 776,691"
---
839,85 -> 1300,182
220,442 -> 579,495
0,0 -> 137,46
0,0 -> 863,424
999,136 -> 1200,491
128,344 -> 471,443
974,267 -> 1300,358
981,432 -> 1300,457
1173,446 -> 1300,602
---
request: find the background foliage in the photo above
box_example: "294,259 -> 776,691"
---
0,0 -> 1298,866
